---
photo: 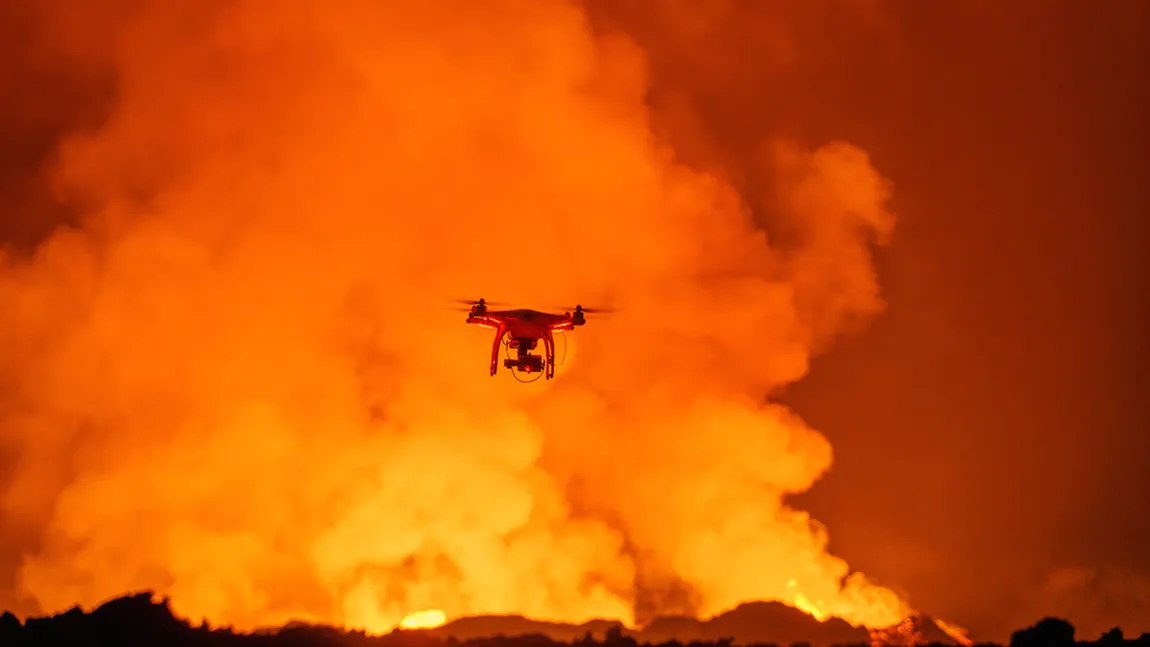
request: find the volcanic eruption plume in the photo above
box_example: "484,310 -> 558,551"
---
2,0 -> 912,636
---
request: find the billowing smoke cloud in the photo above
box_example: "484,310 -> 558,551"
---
1,0 -> 906,633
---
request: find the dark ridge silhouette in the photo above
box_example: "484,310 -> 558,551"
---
427,615 -> 627,642
636,602 -> 866,646
2,593 -> 1150,647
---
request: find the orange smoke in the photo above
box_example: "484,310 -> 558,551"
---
2,0 -> 908,636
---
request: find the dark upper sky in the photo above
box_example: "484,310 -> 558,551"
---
588,0 -> 1150,640
791,4 -> 1150,639
2,0 -> 1148,642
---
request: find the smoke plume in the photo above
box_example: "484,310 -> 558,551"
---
1,0 -> 906,633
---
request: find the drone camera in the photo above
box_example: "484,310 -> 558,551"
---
505,354 -> 545,373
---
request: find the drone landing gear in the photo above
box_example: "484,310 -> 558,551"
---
489,325 -> 507,376
543,331 -> 556,380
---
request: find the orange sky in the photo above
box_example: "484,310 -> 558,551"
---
2,1 -> 1148,643
586,1 -> 1150,639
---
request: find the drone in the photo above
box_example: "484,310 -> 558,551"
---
454,298 -> 609,382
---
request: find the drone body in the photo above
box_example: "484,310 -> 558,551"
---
459,298 -> 602,381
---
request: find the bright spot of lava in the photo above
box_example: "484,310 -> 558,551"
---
400,609 -> 448,630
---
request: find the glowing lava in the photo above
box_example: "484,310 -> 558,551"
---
788,579 -> 830,621
867,614 -> 975,647
400,609 -> 448,631
935,618 -> 975,646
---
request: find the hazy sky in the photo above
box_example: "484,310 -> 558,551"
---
723,1 -> 1149,639
2,0 -> 1148,643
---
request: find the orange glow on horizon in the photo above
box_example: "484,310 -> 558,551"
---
787,579 -> 830,622
400,609 -> 449,631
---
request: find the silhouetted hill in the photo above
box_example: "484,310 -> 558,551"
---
639,602 -> 867,646
427,616 -> 626,642
3,592 -> 1150,647
421,602 -> 865,646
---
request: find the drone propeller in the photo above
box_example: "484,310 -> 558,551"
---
447,297 -> 511,312
450,298 -> 509,306
578,304 -> 614,314
552,304 -> 614,315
